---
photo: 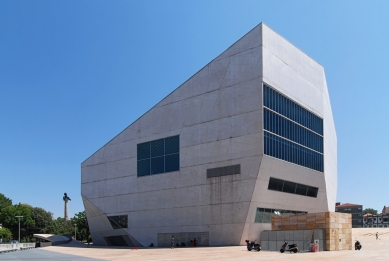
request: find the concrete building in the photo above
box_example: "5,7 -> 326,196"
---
81,23 -> 337,247
335,203 -> 363,228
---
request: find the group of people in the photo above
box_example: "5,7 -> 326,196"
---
171,236 -> 197,248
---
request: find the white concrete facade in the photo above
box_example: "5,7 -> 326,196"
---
81,23 -> 337,247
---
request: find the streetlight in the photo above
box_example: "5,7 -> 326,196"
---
74,224 -> 77,240
15,216 -> 23,243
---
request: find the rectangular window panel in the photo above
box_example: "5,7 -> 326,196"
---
137,159 -> 150,176
283,181 -> 296,194
307,186 -> 318,198
263,108 -> 323,153
263,84 -> 323,135
165,153 -> 179,173
254,207 -> 307,223
137,142 -> 150,160
151,156 -> 164,175
268,177 -> 284,192
151,139 -> 164,157
165,136 -> 179,155
264,131 -> 323,172
295,184 -> 308,196
268,177 -> 318,198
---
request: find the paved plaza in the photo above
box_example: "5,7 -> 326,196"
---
1,228 -> 388,261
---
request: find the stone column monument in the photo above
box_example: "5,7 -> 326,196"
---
63,193 -> 71,221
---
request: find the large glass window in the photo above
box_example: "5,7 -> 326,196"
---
268,177 -> 319,198
137,135 -> 179,177
263,84 -> 324,172
254,207 -> 307,223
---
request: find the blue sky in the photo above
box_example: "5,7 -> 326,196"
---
1,0 -> 388,218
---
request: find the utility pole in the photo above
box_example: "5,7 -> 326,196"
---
15,216 -> 23,243
74,224 -> 77,240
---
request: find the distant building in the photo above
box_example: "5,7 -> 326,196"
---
335,203 -> 363,228
362,205 -> 389,228
363,213 -> 389,228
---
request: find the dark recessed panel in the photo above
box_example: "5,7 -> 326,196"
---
137,159 -> 150,176
151,156 -> 164,175
268,177 -> 284,192
137,142 -> 150,160
165,153 -> 179,173
165,136 -> 179,155
151,139 -> 164,157
206,164 -> 241,178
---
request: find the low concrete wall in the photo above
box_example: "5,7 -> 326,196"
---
0,243 -> 35,252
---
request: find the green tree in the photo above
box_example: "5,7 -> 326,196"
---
48,217 -> 73,236
0,203 -> 35,242
0,193 -> 12,212
363,208 -> 378,215
0,227 -> 12,242
70,211 -> 90,241
30,207 -> 53,234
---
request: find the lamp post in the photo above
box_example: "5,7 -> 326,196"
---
15,216 -> 23,243
74,224 -> 77,240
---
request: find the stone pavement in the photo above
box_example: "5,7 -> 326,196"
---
2,228 -> 388,261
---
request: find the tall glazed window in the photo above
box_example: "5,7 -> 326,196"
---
263,84 -> 324,172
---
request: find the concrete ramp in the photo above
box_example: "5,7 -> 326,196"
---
33,234 -> 72,246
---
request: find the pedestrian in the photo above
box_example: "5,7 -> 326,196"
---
376,232 -> 379,240
171,235 -> 175,249
194,238 -> 197,247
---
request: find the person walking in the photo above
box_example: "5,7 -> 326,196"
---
171,235 -> 175,249
376,232 -> 379,240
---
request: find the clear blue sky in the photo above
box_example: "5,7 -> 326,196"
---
1,0 -> 388,218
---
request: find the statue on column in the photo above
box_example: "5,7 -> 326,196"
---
63,193 -> 71,221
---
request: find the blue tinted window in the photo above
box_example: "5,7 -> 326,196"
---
165,153 -> 180,173
137,142 -> 150,160
151,156 -> 164,174
151,139 -> 164,157
137,135 -> 180,176
263,84 -> 324,172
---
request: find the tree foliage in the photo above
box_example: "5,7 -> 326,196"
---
0,203 -> 35,242
0,227 -> 13,241
0,193 -> 12,212
363,208 -> 378,215
49,217 -> 74,236
30,207 -> 53,234
71,211 -> 90,241
0,193 -> 90,242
